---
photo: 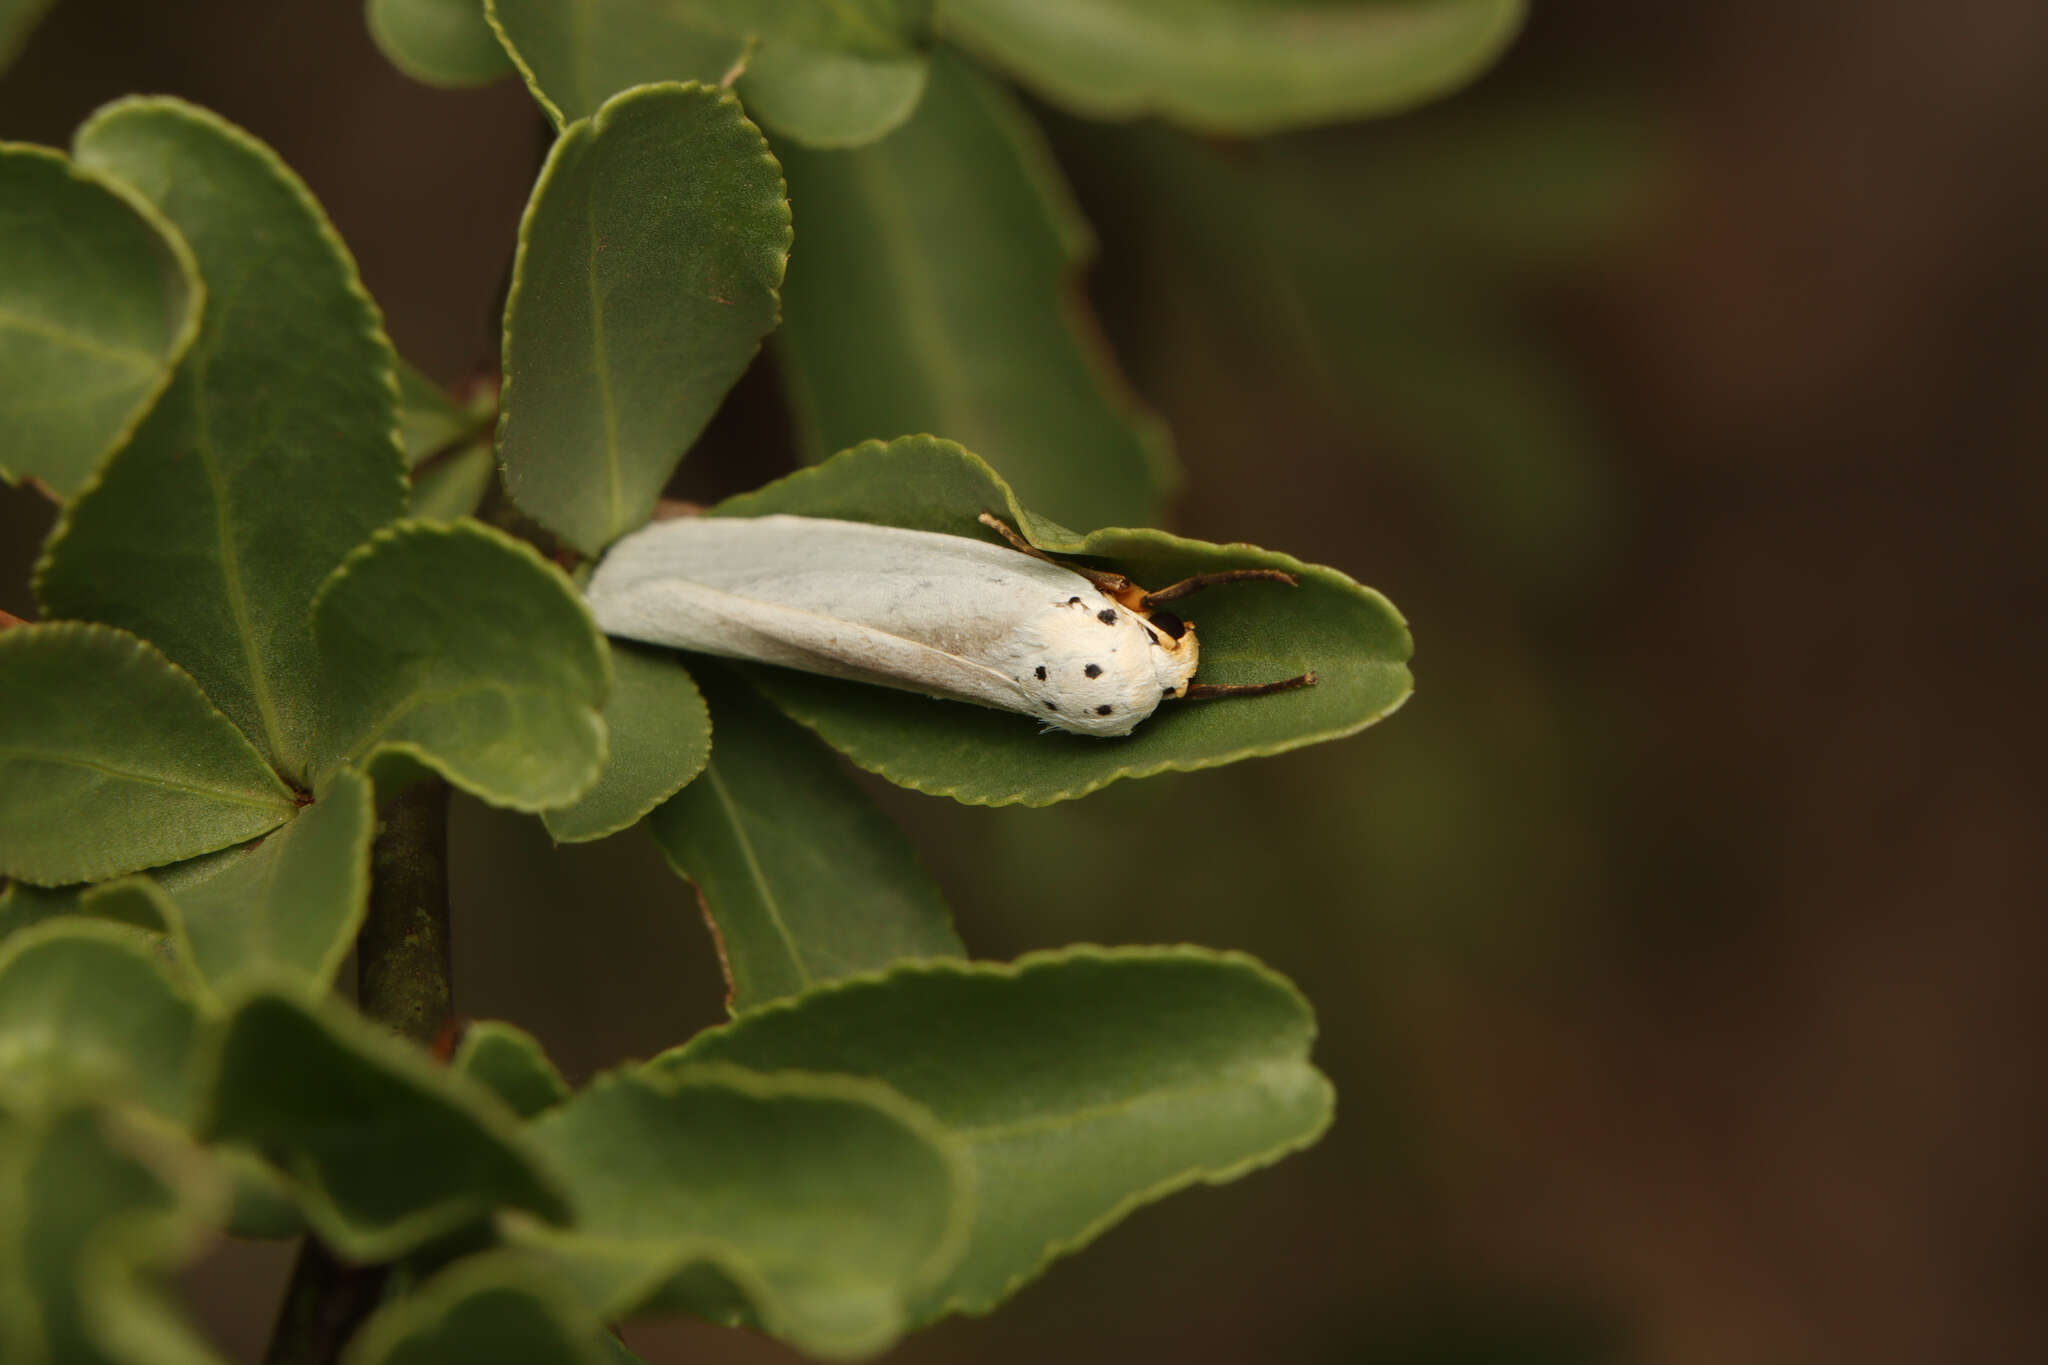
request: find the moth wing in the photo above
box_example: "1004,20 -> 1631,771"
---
585,515 -> 1095,715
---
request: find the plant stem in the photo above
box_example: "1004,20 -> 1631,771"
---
358,776 -> 454,1046
260,1240 -> 386,1365
262,776 -> 453,1364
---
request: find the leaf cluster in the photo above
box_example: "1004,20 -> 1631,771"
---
0,1 -> 1502,1357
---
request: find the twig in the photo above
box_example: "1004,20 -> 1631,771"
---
262,777 -> 453,1363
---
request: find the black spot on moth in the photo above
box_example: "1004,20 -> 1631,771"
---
1095,704 -> 1114,715
1097,609 -> 1117,625
1084,663 -> 1102,678
1044,701 -> 1058,711
1035,665 -> 1047,680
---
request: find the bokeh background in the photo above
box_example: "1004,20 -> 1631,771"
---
3,2 -> 2043,1362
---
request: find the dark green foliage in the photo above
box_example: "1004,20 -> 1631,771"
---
0,6 -> 1496,1359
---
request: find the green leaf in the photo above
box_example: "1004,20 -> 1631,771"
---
218,1148 -> 306,1240
37,98 -> 406,785
498,82 -> 789,557
451,1020 -> 570,1119
202,990 -> 570,1260
942,0 -> 1525,133
487,0 -> 931,144
774,50 -> 1167,532
408,441 -> 497,521
540,643 -> 709,843
309,519 -> 610,811
0,1101 -> 229,1365
395,358 -> 480,467
368,0 -> 517,88
486,0 -> 748,128
510,1063 -> 970,1359
0,0 -> 54,75
0,880 -> 83,939
661,946 -> 1332,1319
0,874 -> 171,943
150,767 -> 374,994
0,624 -> 294,885
647,669 -> 960,1011
712,436 -> 1413,805
341,1253 -> 608,1365
0,145 -> 202,499
0,922 -> 204,1123
734,37 -> 928,149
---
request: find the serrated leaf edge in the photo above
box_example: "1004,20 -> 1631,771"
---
339,1249 -> 606,1365
0,141 -> 207,498
198,986 -> 575,1262
497,80 -> 792,557
541,649 -> 712,844
309,518 -> 614,811
714,437 -> 1415,805
450,1019 -> 573,1116
0,621 -> 295,885
654,942 -> 1331,1320
481,0 -> 570,128
514,1061 -> 976,1358
44,93 -> 409,581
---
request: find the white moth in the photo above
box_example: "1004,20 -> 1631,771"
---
583,512 -> 1313,738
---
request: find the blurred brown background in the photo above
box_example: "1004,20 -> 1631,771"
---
3,2 -> 2043,1362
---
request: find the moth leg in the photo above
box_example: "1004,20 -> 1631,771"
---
977,512 -> 1133,593
1182,671 -> 1317,701
1139,568 -> 1300,608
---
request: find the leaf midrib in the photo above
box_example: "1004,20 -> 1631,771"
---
186,259 -> 294,771
0,306 -> 161,372
947,1056 -> 1306,1144
0,745 -> 287,809
699,760 -> 810,992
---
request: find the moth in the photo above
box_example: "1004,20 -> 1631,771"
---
582,512 -> 1314,737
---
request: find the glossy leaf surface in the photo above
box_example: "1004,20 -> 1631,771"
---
648,669 -> 960,1011
513,1064 -> 969,1359
0,145 -> 201,499
661,946 -> 1332,1318
309,520 -> 610,811
713,437 -> 1413,805
775,52 -> 1166,532
541,644 -> 709,843
0,624 -> 293,885
943,0 -> 1524,133
498,83 -> 788,556
39,98 -> 405,785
